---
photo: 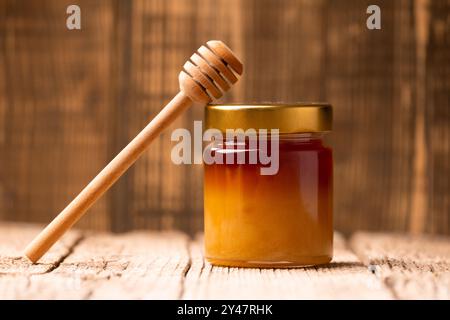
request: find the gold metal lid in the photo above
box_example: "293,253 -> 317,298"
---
205,103 -> 332,133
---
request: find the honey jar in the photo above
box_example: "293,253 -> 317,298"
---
203,103 -> 333,268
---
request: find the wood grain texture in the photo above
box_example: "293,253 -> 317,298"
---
426,0 -> 450,234
182,233 -> 393,299
0,0 -> 449,236
350,232 -> 450,299
54,231 -> 190,299
1,223 -> 449,299
326,0 -> 417,235
0,225 -> 190,299
0,223 -> 81,275
0,0 -> 113,230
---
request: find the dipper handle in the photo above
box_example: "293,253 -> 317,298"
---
24,92 -> 192,263
24,40 -> 243,263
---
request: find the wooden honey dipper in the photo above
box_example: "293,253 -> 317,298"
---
24,40 -> 243,263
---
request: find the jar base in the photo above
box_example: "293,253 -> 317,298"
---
206,255 -> 332,268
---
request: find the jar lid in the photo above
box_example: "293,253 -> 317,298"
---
205,103 -> 332,133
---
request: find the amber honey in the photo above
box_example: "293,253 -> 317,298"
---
204,103 -> 333,268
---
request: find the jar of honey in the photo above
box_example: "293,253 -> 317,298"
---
203,103 -> 333,268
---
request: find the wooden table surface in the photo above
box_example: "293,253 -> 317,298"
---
0,223 -> 449,299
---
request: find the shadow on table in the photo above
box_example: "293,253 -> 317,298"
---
303,261 -> 366,270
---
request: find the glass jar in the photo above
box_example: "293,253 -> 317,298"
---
203,103 -> 333,268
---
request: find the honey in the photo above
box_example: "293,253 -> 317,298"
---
204,103 -> 333,268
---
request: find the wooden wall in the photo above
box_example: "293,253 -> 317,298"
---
0,0 -> 448,235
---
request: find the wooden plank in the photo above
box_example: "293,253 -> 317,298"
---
0,0 -> 114,230
51,231 -> 190,299
0,229 -> 189,299
182,233 -> 393,299
425,0 -> 450,234
107,0 -> 134,233
325,0 -> 417,235
0,223 -> 82,275
124,0 -> 193,233
241,0 -> 327,102
350,232 -> 450,299
0,0 -> 6,221
410,0 -> 430,233
0,273 -> 93,299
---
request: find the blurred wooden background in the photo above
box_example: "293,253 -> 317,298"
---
0,0 -> 448,235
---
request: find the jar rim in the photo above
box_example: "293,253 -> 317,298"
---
205,103 -> 332,133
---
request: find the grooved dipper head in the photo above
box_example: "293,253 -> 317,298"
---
179,40 -> 243,104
